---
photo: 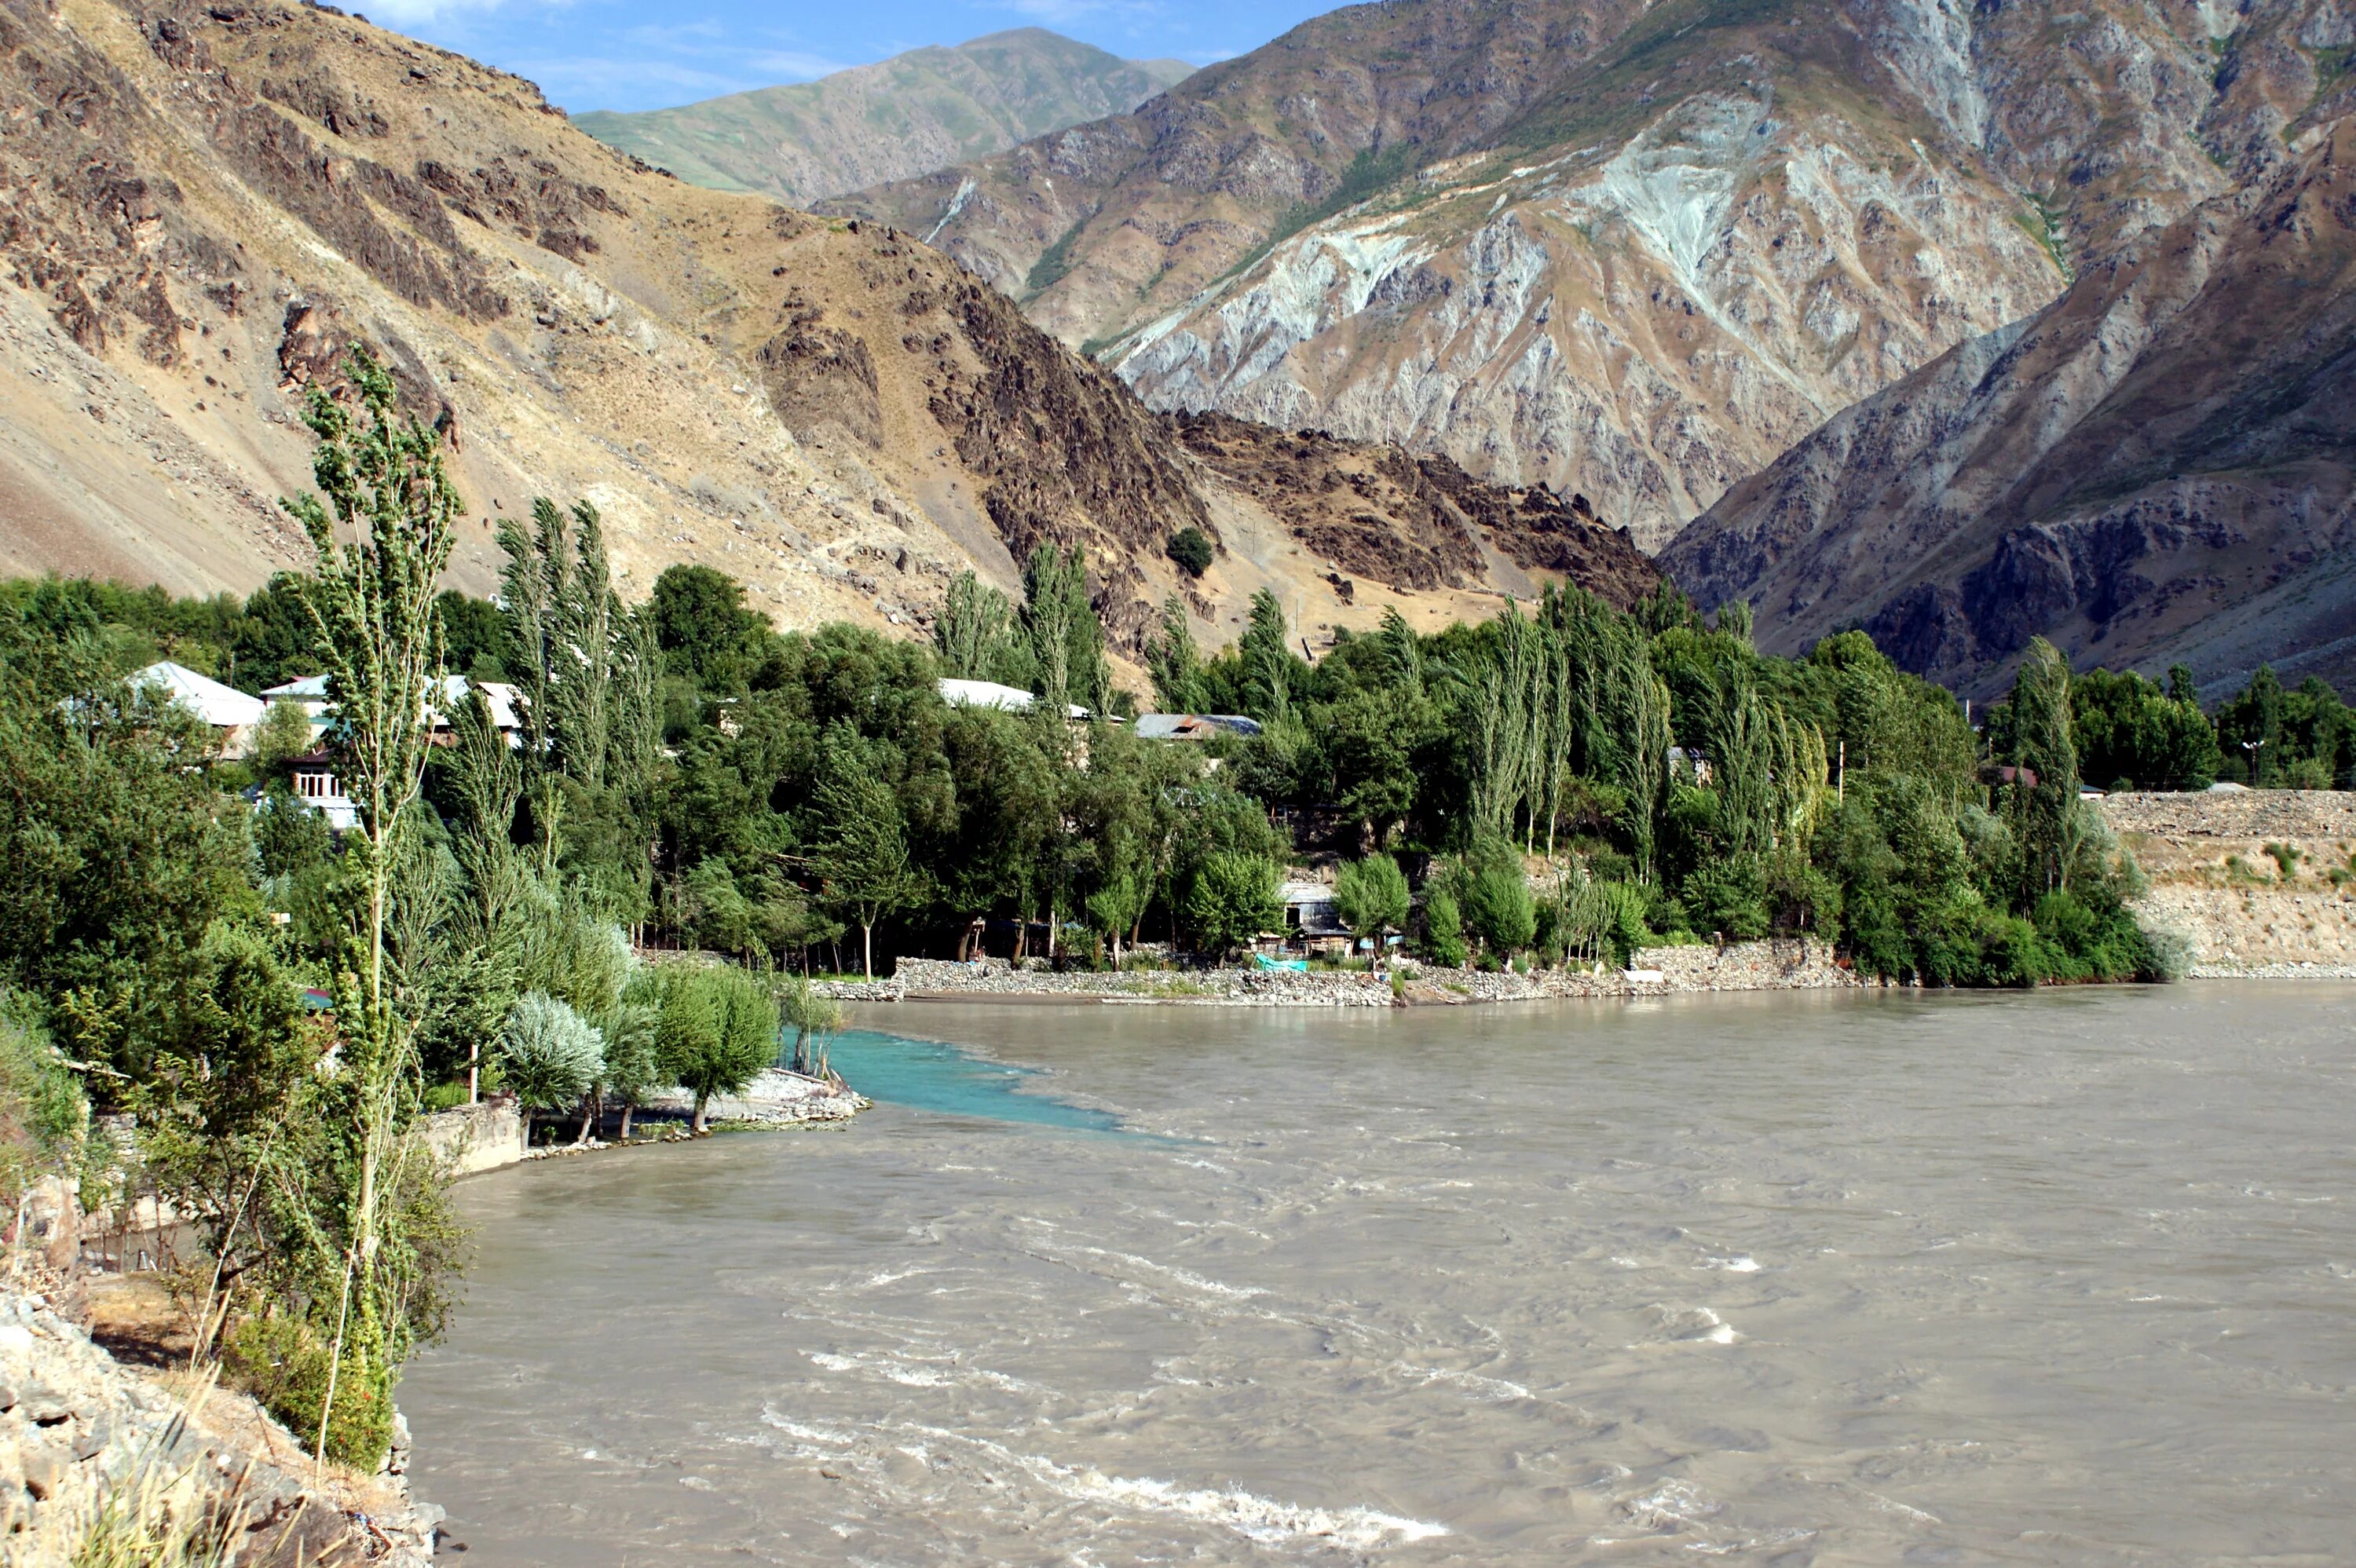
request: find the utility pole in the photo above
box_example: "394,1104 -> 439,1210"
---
1837,740 -> 1846,802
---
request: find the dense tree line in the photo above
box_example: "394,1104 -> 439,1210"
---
20,345 -> 2342,1494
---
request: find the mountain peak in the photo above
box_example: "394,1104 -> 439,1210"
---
573,31 -> 1193,207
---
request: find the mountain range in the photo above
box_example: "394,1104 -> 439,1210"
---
572,30 -> 1193,210
0,0 -> 1652,674
3,0 -> 2350,696
1664,116 -> 2356,696
829,0 -> 2356,687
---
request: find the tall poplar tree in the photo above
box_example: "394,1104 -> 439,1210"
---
283,345 -> 457,1465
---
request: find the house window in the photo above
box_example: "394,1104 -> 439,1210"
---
297,770 -> 338,800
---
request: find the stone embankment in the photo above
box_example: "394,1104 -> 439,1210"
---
645,1068 -> 869,1126
2101,791 -> 2356,978
415,1098 -> 526,1176
818,941 -> 1860,1007
0,1292 -> 434,1566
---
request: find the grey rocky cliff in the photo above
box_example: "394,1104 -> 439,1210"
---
832,0 -> 2356,550
1662,116 -> 2356,697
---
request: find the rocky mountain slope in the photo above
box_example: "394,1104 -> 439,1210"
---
573,30 -> 1191,209
1662,117 -> 2356,698
0,0 -> 1652,669
832,0 -> 2356,550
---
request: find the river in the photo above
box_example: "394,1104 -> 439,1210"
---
403,984 -> 2356,1564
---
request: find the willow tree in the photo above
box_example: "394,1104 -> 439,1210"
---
284,345 -> 458,1467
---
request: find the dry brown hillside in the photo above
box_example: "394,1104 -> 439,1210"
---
0,0 -> 1652,663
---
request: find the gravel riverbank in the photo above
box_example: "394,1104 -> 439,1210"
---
812,940 -> 1863,1007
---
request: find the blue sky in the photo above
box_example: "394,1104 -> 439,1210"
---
364,0 -> 1336,115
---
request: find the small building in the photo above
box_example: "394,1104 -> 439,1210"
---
426,674 -> 526,747
275,673 -> 530,747
1668,745 -> 1713,785
1275,879 -> 1353,956
937,677 -> 1102,722
132,661 -> 266,758
1135,714 -> 1264,741
287,751 -> 360,832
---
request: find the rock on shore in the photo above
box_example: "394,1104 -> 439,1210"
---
0,1291 -> 435,1566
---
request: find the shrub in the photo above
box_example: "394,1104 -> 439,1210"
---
1165,526 -> 1216,579
225,1312 -> 397,1470
1683,854 -> 1771,941
493,992 -> 604,1117
1419,889 -> 1468,967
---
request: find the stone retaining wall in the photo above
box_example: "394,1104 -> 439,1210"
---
843,942 -> 1858,1007
415,1098 -> 527,1177
2098,791 -> 2356,976
2100,789 -> 2356,842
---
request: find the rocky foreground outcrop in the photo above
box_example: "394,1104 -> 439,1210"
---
0,1290 -> 434,1566
1664,118 -> 2356,697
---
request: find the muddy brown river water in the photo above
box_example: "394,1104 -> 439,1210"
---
404,985 -> 2356,1565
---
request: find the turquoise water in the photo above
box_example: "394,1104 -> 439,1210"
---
821,1026 -> 1127,1133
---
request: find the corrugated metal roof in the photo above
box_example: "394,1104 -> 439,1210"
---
133,661 -> 265,727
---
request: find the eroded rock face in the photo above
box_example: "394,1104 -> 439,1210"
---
0,1292 -> 434,1566
1169,411 -> 1660,607
1662,119 -> 2356,697
831,0 -> 2356,550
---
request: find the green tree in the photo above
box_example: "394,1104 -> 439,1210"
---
935,570 -> 1025,684
1998,638 -> 2082,901
1183,850 -> 1282,958
1166,526 -> 1215,579
494,992 -> 604,1128
639,963 -> 777,1131
649,562 -> 772,693
1420,887 -> 1468,967
280,344 -> 460,1466
1454,839 -> 1537,956
1333,854 -> 1410,969
1240,588 -> 1294,722
811,759 -> 920,978
1145,594 -> 1203,714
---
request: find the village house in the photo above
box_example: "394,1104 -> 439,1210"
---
1133,714 -> 1264,741
132,660 -> 267,758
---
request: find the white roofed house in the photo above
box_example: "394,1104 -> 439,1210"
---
426,674 -> 526,747
935,678 -> 1103,722
130,660 -> 266,758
